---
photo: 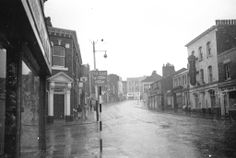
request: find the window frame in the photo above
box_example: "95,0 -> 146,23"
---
206,41 -> 211,57
52,45 -> 66,67
198,46 -> 203,61
200,69 -> 204,84
224,63 -> 231,80
208,66 -> 213,83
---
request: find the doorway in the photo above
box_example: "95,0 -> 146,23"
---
54,94 -> 64,119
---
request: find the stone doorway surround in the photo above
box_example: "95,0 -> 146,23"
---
47,72 -> 73,123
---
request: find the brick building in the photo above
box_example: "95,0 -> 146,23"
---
218,48 -> 236,116
47,24 -> 82,122
148,63 -> 175,110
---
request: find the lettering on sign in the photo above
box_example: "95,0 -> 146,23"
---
22,0 -> 51,66
92,71 -> 107,86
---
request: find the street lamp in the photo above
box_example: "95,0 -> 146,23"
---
92,39 -> 107,70
91,39 -> 107,153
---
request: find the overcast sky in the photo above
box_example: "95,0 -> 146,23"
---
44,0 -> 236,80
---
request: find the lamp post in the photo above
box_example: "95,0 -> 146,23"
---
92,39 -> 107,70
91,39 -> 107,153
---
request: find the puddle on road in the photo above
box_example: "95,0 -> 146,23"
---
160,124 -> 170,129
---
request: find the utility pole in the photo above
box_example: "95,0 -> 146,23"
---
93,41 -> 96,70
91,39 -> 107,154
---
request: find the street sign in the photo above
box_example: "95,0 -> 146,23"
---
80,77 -> 87,82
92,70 -> 107,86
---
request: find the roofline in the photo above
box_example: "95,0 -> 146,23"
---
185,25 -> 216,47
48,26 -> 82,64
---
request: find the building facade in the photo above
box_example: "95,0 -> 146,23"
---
0,0 -> 52,157
107,74 -> 121,102
142,71 -> 162,103
171,68 -> 189,111
148,64 -> 175,110
127,76 -> 146,100
122,81 -> 127,100
47,26 -> 82,122
218,48 -> 236,116
186,19 -> 236,115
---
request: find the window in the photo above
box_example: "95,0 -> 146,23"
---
198,46 -> 203,61
200,69 -> 204,83
191,51 -> 195,56
206,41 -> 211,56
224,63 -> 230,80
208,66 -> 213,83
52,45 -> 65,67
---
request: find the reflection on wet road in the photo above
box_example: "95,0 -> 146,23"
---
46,100 -> 236,158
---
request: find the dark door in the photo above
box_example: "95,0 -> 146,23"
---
54,94 -> 64,119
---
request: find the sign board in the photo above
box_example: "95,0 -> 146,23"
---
92,70 -> 107,86
80,77 -> 87,82
21,0 -> 52,69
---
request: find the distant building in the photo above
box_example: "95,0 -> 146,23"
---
122,81 -> 127,99
127,76 -> 146,100
142,71 -> 162,103
171,68 -> 189,111
186,19 -> 236,115
148,63 -> 175,110
107,74 -> 121,102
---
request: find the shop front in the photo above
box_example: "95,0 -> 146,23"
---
0,0 -> 51,157
219,82 -> 236,119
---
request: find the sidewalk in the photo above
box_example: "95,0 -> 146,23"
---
46,110 -> 97,129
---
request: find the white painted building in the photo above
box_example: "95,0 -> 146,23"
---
127,76 -> 146,100
186,25 -> 220,113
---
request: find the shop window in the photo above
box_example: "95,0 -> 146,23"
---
224,63 -> 230,80
52,45 -> 65,67
21,61 -> 40,155
0,48 -> 6,155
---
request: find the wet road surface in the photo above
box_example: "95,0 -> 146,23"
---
46,100 -> 236,158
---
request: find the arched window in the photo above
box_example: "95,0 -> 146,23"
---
206,41 -> 211,56
200,69 -> 204,83
208,66 -> 213,83
198,46 -> 203,60
52,45 -> 65,67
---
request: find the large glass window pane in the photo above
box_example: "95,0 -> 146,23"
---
21,61 -> 40,156
0,48 -> 6,155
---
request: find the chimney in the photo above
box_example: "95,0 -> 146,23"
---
216,19 -> 236,26
45,17 -> 52,27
